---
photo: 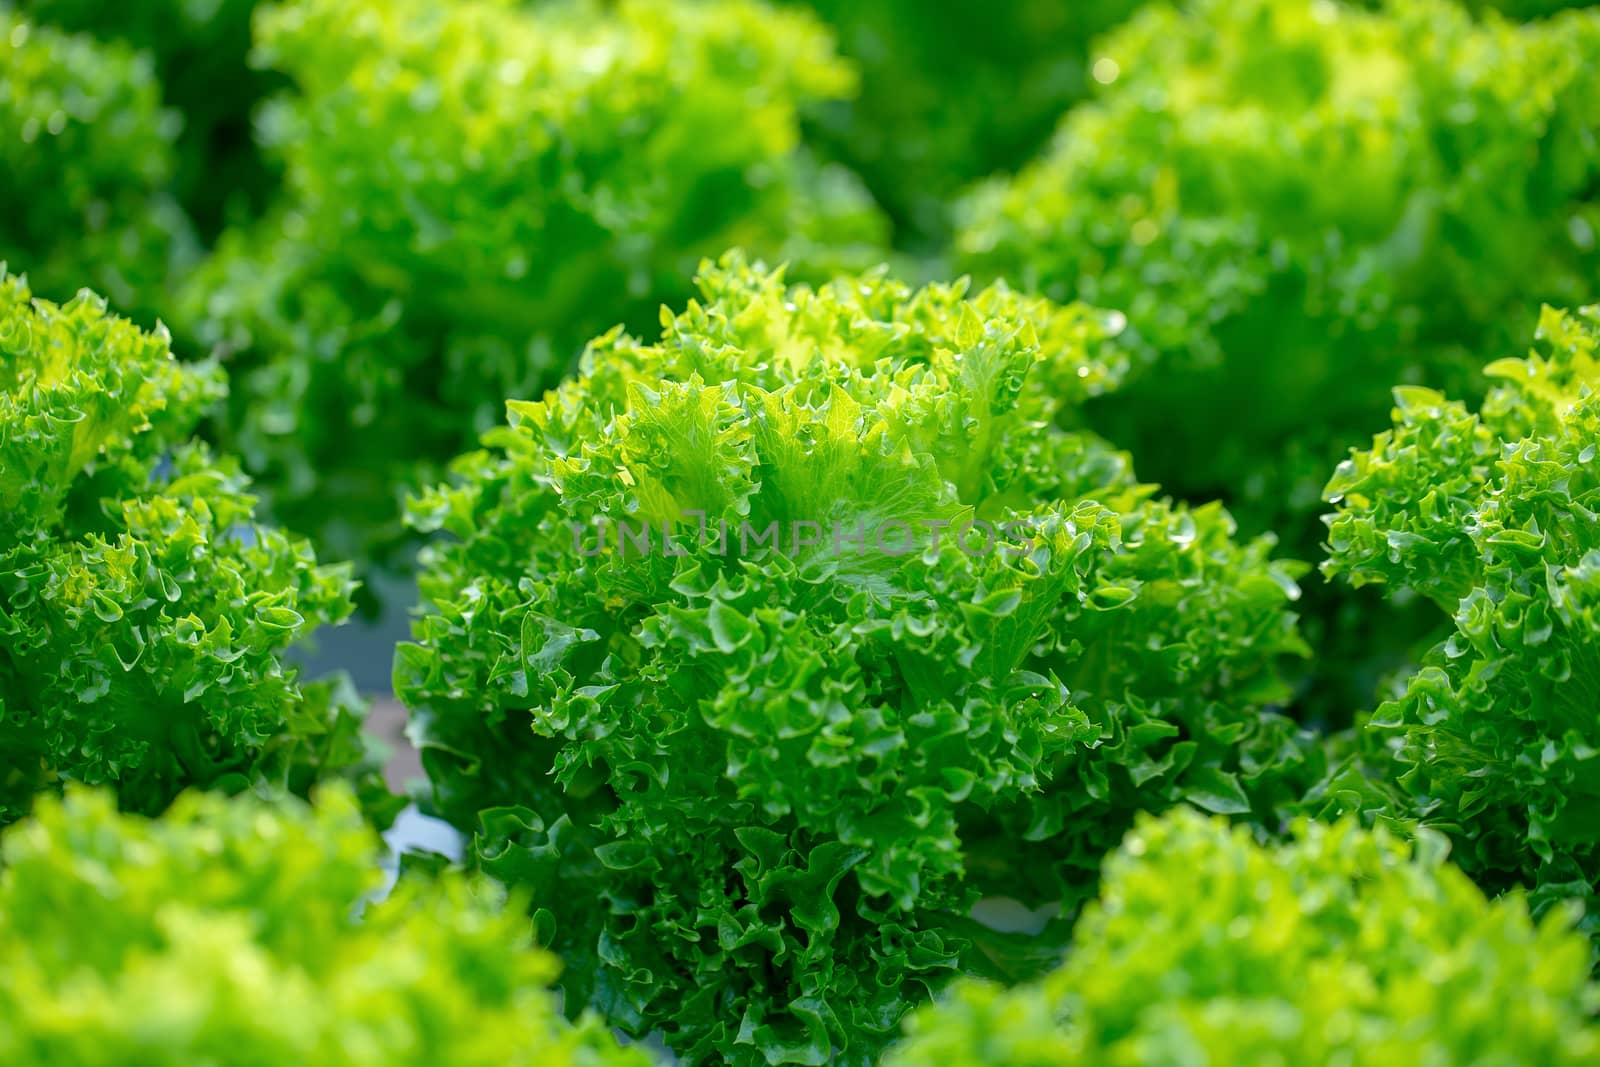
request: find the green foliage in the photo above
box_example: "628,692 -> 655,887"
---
10,0 -> 1598,1051
0,270 -> 389,826
20,0 -> 278,237
801,0 -> 1143,247
0,11 -> 195,321
0,784 -> 652,1066
398,254 -> 1313,1065
957,0 -> 1600,550
1323,304 -> 1600,936
180,0 -> 888,574
888,807 -> 1600,1066
1462,0 -> 1593,17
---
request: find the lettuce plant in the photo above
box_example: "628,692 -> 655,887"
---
398,255 -> 1313,1064
21,0 -> 280,237
0,269 -> 387,826
801,0 -> 1143,247
1323,304 -> 1600,936
0,784 -> 651,1067
180,0 -> 887,574
888,807 -> 1600,1066
0,11 -> 195,321
958,0 -> 1600,549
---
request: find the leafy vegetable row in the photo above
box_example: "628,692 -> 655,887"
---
2,0 -> 1599,1063
4,246 -> 1595,1062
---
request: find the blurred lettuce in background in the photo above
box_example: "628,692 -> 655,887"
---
0,10 -> 196,322
19,0 -> 280,237
799,0 -> 1145,250
177,0 -> 888,581
959,0 -> 1600,551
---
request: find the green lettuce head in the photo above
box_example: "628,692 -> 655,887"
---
0,12 -> 195,322
0,784 -> 651,1066
958,0 -> 1600,549
1324,303 -> 1600,937
399,255 -> 1314,1064
21,0 -> 279,237
0,269 -> 388,826
889,806 -> 1600,1066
